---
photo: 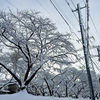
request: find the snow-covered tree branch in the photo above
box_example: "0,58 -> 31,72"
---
0,10 -> 77,92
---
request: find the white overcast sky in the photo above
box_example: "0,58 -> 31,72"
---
0,0 -> 100,50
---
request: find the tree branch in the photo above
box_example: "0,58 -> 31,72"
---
0,63 -> 22,86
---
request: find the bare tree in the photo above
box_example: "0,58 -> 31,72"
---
0,10 -> 76,91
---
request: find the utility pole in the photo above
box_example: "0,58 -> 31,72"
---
77,3 -> 95,100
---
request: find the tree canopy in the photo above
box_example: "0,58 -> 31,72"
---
0,10 -> 77,90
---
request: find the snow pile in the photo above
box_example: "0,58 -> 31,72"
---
0,90 -> 91,100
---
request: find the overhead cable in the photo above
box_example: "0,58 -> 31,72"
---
36,0 -> 68,33
65,0 -> 79,22
49,0 -> 80,41
5,0 -> 17,9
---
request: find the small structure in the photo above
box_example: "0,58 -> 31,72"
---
7,83 -> 19,93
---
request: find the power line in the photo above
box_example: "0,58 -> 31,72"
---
65,0 -> 88,45
52,0 -> 79,33
90,16 -> 100,39
64,0 -> 90,46
65,0 -> 79,22
50,0 -> 71,30
5,0 -> 18,9
70,0 -> 76,9
35,0 -> 68,33
49,0 -> 81,42
68,0 -> 86,30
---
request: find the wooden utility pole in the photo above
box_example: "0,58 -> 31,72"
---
77,3 -> 95,100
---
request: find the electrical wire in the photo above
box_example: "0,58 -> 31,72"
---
51,0 -> 84,46
64,0 -> 88,45
53,0 -> 77,30
50,0 -> 71,30
65,0 -> 79,22
53,0 -> 80,43
90,16 -> 100,39
49,0 -> 81,42
5,0 -> 18,9
70,0 -> 76,9
53,0 -> 78,31
67,0 -> 86,28
36,0 -> 68,33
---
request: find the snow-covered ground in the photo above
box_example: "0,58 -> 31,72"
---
0,90 -> 91,100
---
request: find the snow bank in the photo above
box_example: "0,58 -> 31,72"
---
0,90 -> 91,100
